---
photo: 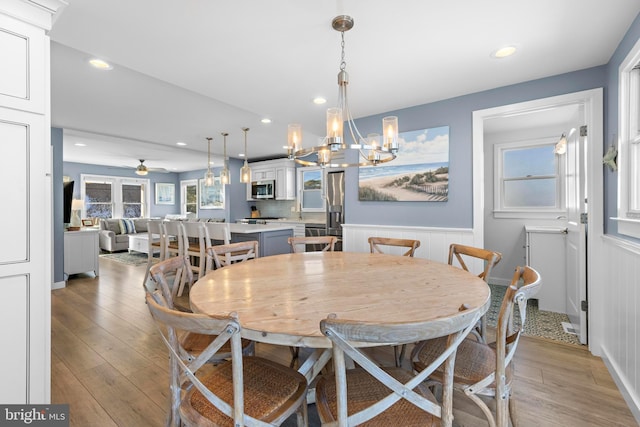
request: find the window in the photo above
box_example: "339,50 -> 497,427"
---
298,167 -> 324,212
617,38 -> 640,238
85,180 -> 113,218
81,174 -> 150,219
181,179 -> 198,215
494,138 -> 564,218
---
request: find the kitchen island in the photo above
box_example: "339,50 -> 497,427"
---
228,223 -> 294,257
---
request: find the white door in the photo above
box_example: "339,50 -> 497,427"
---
565,125 -> 588,344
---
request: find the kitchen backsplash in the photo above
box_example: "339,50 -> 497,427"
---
255,200 -> 325,223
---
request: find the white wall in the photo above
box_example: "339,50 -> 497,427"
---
599,237 -> 640,421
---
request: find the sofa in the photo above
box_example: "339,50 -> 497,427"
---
99,218 -> 151,252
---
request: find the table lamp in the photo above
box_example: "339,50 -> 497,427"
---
69,199 -> 83,230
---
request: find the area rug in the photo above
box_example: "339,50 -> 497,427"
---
99,251 -> 149,267
486,284 -> 582,346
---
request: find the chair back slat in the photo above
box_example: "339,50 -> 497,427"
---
448,243 -> 502,282
319,305 -> 483,426
288,236 -> 337,253
368,237 -> 420,257
203,222 -> 231,245
206,240 -> 259,270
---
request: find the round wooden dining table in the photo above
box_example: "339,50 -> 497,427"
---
189,251 -> 491,350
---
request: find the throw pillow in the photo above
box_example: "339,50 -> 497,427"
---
119,218 -> 137,234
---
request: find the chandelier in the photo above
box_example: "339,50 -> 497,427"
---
287,15 -> 399,168
220,132 -> 230,185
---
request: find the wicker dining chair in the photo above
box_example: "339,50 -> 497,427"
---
148,256 -> 254,363
206,240 -> 259,271
315,306 -> 483,427
368,236 -> 421,366
448,243 -> 502,342
411,266 -> 541,427
145,290 -> 308,427
288,235 -> 337,253
368,236 -> 421,257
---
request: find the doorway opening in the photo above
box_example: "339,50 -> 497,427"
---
472,88 -> 603,349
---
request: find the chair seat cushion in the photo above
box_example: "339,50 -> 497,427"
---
180,356 -> 307,426
413,336 -> 512,386
315,367 -> 440,427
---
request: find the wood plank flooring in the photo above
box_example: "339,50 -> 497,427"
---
51,258 -> 638,426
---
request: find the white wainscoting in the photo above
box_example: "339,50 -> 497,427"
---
600,236 -> 640,422
342,223 -> 477,265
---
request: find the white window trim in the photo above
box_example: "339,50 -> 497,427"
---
493,137 -> 566,219
297,166 -> 325,213
616,37 -> 640,238
81,174 -> 151,218
180,179 -> 198,215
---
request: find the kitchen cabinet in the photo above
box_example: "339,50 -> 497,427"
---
246,159 -> 296,201
265,220 -> 305,237
230,226 -> 293,256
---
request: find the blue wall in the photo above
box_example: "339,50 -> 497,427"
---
348,67 -> 606,228
52,128 -> 64,284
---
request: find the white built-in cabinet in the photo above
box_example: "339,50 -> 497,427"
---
64,230 -> 100,277
246,159 -> 296,201
0,0 -> 65,404
524,226 -> 567,313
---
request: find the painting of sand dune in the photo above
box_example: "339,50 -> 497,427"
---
358,126 -> 449,202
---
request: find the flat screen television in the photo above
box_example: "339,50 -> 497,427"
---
63,180 -> 74,224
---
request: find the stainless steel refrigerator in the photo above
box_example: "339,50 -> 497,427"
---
326,170 -> 345,250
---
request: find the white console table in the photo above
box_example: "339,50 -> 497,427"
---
64,229 -> 100,278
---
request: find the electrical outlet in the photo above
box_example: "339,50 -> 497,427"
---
290,206 -> 296,212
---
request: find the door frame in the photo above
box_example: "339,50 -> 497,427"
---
472,88 -> 604,353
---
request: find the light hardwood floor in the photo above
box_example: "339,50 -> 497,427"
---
51,257 -> 638,426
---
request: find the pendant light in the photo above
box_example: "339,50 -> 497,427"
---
204,137 -> 214,186
220,132 -> 230,185
240,127 -> 252,183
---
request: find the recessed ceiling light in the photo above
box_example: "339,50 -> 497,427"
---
176,141 -> 187,146
239,153 -> 245,157
491,45 -> 517,59
261,118 -> 272,124
74,143 -> 86,147
88,58 -> 113,70
313,97 -> 327,105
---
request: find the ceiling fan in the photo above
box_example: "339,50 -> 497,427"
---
131,159 -> 169,175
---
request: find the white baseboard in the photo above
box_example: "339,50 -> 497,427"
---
51,280 -> 65,290
601,347 -> 640,425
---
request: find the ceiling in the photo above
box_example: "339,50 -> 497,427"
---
50,1 -> 640,173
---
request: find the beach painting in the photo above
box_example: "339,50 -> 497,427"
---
358,126 -> 449,202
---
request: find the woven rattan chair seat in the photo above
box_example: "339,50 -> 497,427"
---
315,367 -> 440,427
179,332 -> 251,357
414,336 -> 513,386
181,356 -> 307,426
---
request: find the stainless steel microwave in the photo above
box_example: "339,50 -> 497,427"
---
251,180 -> 275,199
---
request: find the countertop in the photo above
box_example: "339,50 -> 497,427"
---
228,223 -> 297,234
235,218 -> 326,225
